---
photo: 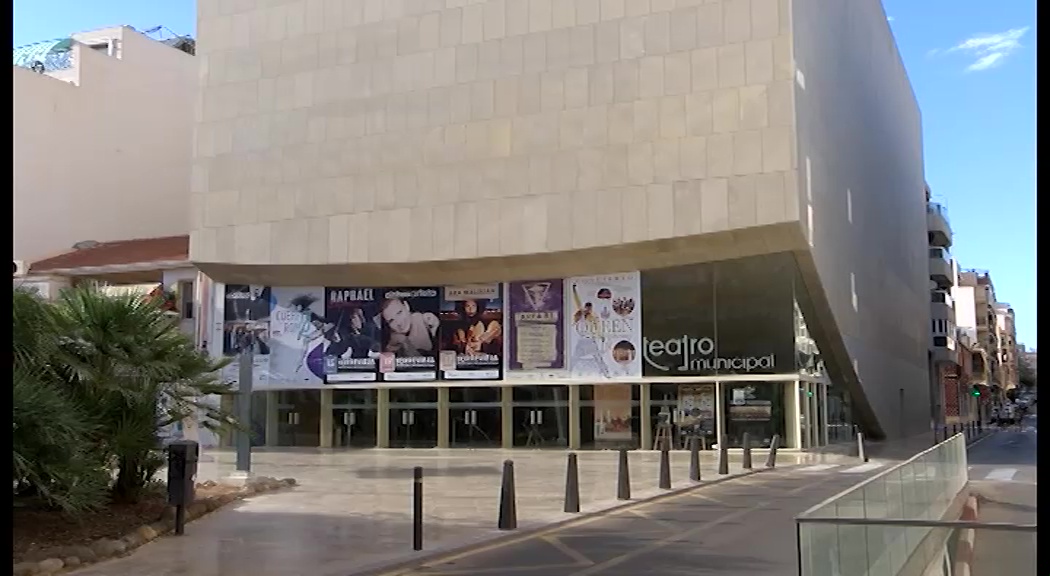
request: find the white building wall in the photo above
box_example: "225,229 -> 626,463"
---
952,286 -> 977,332
13,26 -> 197,264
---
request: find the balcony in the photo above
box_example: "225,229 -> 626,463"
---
926,202 -> 953,248
931,334 -> 957,364
930,291 -> 953,322
929,248 -> 953,289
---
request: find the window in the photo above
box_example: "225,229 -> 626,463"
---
178,281 -> 195,320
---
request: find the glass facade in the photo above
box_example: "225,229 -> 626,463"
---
215,253 -> 852,451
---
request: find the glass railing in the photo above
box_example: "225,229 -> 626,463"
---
929,247 -> 950,261
926,202 -> 951,226
930,292 -> 952,305
797,435 -> 970,575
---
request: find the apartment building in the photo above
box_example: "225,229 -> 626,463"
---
13,25 -> 197,268
994,303 -> 1019,391
189,0 -> 931,450
925,185 -> 967,425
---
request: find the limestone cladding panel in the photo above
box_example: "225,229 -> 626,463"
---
191,0 -> 798,266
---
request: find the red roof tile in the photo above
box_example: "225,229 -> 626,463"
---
30,235 -> 189,273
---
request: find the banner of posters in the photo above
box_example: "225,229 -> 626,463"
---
268,288 -> 327,386
439,284 -> 503,380
378,287 -> 441,381
593,384 -> 634,442
323,288 -> 382,383
507,280 -> 565,372
220,284 -> 272,386
566,273 -> 642,379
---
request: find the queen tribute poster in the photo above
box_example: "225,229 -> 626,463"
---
438,284 -> 503,380
565,273 -> 642,379
221,284 -> 273,386
268,288 -> 327,386
507,280 -> 565,372
323,288 -> 382,383
377,288 -> 441,381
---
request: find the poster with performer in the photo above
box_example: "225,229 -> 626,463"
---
566,273 -> 642,379
593,384 -> 634,443
438,284 -> 503,380
507,280 -> 565,373
221,284 -> 273,386
269,287 -> 327,386
322,288 -> 383,383
377,288 -> 441,381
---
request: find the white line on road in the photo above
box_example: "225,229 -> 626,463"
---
841,463 -> 884,474
984,468 -> 1018,482
797,464 -> 839,472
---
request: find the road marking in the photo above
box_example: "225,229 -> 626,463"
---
797,464 -> 839,472
984,468 -> 1018,482
841,463 -> 884,474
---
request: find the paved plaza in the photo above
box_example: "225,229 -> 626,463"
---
70,448 -> 847,576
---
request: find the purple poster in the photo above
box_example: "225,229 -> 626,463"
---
508,280 -> 565,371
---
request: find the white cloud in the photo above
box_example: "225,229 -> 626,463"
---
948,27 -> 1030,72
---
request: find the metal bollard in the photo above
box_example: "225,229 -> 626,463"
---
741,432 -> 753,470
616,449 -> 631,501
765,435 -> 781,468
857,432 -> 868,463
688,436 -> 701,482
564,453 -> 580,513
497,460 -> 517,530
717,436 -> 729,475
942,425 -> 949,442
412,467 -> 423,551
658,446 -> 671,490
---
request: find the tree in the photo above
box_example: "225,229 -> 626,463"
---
1018,353 -> 1037,389
13,285 -> 237,510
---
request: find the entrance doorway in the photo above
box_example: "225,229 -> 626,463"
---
511,385 -> 570,448
388,388 -> 439,448
332,389 -> 378,448
449,387 -> 502,447
276,390 -> 321,447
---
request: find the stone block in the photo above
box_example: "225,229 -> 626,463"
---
691,47 -> 718,92
700,178 -> 730,233
696,3 -> 725,48
745,39 -> 775,85
733,129 -> 763,175
672,180 -> 702,236
665,51 -> 693,96
717,43 -> 746,88
645,183 -> 674,240
728,174 -> 759,228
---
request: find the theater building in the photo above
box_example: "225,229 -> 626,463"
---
193,0 -> 931,450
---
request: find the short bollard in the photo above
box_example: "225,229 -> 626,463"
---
412,466 -> 423,551
617,449 -> 631,500
942,426 -> 949,441
978,419 -> 983,433
765,435 -> 781,468
564,453 -> 580,513
658,446 -> 672,490
741,432 -> 753,470
166,440 -> 199,536
857,432 -> 868,463
688,436 -> 701,482
717,436 -> 729,475
498,460 -> 517,531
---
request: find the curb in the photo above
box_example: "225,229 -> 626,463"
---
953,495 -> 979,576
965,430 -> 996,449
357,467 -> 772,576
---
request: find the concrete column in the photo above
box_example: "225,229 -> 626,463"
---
501,386 -> 513,449
715,382 -> 726,443
820,383 -> 830,446
639,383 -> 652,450
787,381 -> 801,449
376,388 -> 390,448
265,391 -> 279,447
808,384 -> 819,448
568,385 -> 581,450
319,388 -> 333,448
437,387 -> 450,448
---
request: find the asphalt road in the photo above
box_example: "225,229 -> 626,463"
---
967,414 -> 1037,574
376,461 -> 891,576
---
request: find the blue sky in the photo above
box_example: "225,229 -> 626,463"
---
14,1 -> 1037,347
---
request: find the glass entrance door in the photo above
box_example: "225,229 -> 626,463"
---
332,389 -> 378,448
388,388 -> 439,448
511,385 -> 570,448
276,390 -> 321,447
449,387 -> 502,447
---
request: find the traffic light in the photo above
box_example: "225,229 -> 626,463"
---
971,385 -> 981,397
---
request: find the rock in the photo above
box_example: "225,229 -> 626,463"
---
67,546 -> 96,563
201,480 -> 217,488
13,562 -> 40,576
281,477 -> 297,486
122,532 -> 145,549
62,557 -> 81,569
89,539 -> 126,558
188,502 -> 208,519
136,524 -> 159,542
36,558 -> 64,574
150,520 -> 171,535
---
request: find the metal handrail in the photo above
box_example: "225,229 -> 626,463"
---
796,517 -> 1036,531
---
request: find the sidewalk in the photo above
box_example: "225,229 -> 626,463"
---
69,449 -> 843,576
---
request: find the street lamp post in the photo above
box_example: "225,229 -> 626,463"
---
225,334 -> 254,485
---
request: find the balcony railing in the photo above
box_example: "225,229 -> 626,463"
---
926,202 -> 951,225
930,292 -> 952,306
928,247 -> 950,260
